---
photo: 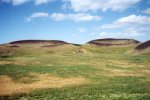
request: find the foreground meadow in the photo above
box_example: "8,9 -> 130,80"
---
0,44 -> 150,100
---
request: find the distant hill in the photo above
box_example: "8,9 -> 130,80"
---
9,40 -> 68,45
87,38 -> 140,46
0,38 -> 147,55
7,40 -> 70,48
135,40 -> 150,50
131,40 -> 150,54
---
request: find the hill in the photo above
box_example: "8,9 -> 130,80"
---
131,40 -> 150,54
87,38 -> 140,46
135,40 -> 150,50
0,39 -> 82,56
9,40 -> 68,44
4,40 -> 72,48
0,38 -> 141,55
10,40 -> 68,45
0,38 -> 149,99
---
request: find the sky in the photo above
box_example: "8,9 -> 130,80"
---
0,0 -> 150,44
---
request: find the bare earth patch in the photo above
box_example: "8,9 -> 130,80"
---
0,74 -> 87,96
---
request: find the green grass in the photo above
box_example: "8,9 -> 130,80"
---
0,64 -> 99,81
0,45 -> 150,100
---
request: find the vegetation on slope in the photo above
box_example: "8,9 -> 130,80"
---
87,38 -> 140,46
128,40 -> 150,55
0,39 -> 149,100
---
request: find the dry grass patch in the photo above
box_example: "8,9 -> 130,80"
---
0,73 -> 88,96
101,68 -> 143,77
0,60 -> 27,66
105,72 -> 143,77
105,60 -> 140,68
0,61 -> 11,65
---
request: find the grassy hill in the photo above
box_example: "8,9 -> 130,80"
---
128,40 -> 150,55
0,39 -> 150,100
87,38 -> 140,46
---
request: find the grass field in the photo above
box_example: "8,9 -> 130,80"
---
0,44 -> 150,100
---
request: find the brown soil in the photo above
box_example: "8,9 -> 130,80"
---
6,45 -> 19,48
0,74 -> 87,96
135,40 -> 150,50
